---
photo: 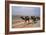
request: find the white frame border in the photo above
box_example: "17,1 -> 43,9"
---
9,4 -> 43,32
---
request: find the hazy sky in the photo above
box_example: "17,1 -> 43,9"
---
12,6 -> 40,16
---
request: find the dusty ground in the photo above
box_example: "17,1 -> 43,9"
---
12,19 -> 40,28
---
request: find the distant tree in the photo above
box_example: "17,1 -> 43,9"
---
36,17 -> 40,20
31,16 -> 36,21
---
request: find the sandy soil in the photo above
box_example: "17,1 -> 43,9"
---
12,20 -> 40,28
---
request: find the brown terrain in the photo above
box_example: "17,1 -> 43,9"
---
12,16 -> 40,28
12,19 -> 40,28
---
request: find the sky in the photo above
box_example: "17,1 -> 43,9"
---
12,6 -> 40,16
